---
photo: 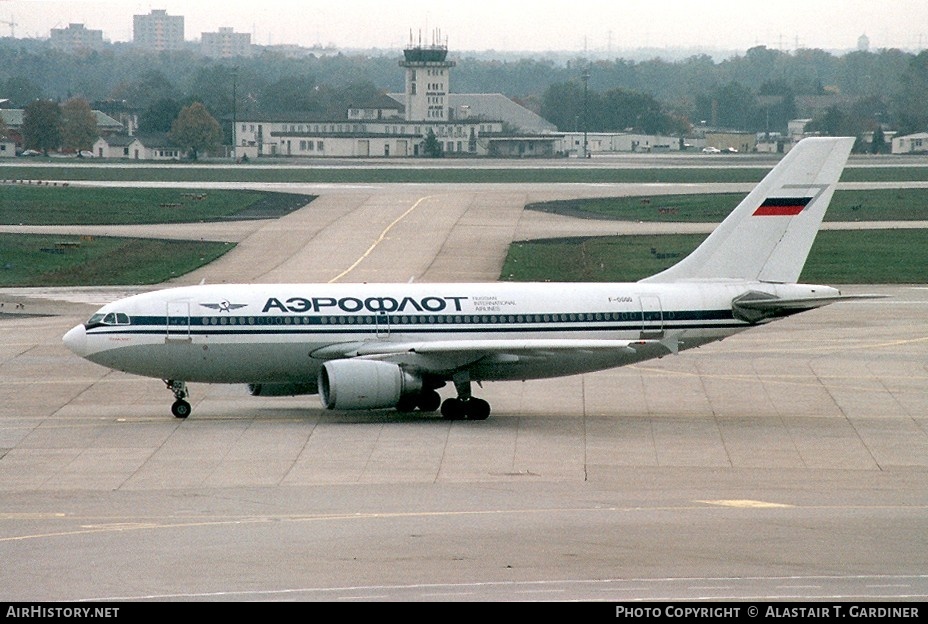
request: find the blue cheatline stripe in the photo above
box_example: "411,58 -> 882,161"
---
87,309 -> 746,337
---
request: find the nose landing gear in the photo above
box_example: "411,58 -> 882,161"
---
165,380 -> 191,419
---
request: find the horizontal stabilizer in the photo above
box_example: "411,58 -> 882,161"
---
732,291 -> 887,323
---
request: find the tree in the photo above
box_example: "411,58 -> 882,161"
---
542,81 -> 687,134
185,66 -> 238,120
805,105 -> 866,148
2,76 -> 45,108
423,129 -> 442,158
169,102 -> 222,160
0,114 -> 8,140
870,126 -> 888,154
260,75 -> 321,114
109,69 -> 178,111
60,97 -> 98,154
694,82 -> 762,131
893,50 -> 928,135
757,81 -> 797,134
540,81 -> 584,131
598,87 -> 687,134
138,98 -> 183,134
22,100 -> 62,155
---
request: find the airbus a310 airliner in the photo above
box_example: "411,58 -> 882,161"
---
64,137 -> 870,420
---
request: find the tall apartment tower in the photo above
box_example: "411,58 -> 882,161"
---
50,23 -> 104,52
133,9 -> 184,51
399,30 -> 455,122
202,27 -> 253,58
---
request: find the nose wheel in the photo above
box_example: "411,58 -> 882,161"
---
171,399 -> 191,419
165,380 -> 191,419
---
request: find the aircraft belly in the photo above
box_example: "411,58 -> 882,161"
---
84,322 -> 746,384
87,338 -> 325,384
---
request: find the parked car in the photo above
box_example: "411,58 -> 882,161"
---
701,146 -> 721,154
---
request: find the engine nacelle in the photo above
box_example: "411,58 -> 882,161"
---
319,359 -> 422,410
248,382 -> 318,397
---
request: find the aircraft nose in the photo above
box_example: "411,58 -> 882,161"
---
63,324 -> 88,357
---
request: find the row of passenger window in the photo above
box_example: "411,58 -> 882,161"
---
196,312 -> 657,326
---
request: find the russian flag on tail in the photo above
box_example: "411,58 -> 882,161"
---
753,197 -> 813,216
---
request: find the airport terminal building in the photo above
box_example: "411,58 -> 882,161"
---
235,116 -> 507,158
234,41 -> 561,159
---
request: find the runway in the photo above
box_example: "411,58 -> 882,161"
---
1,181 -> 926,602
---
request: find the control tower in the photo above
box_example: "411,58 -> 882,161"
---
399,30 -> 455,122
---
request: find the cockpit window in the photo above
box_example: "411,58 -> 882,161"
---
86,312 -> 130,328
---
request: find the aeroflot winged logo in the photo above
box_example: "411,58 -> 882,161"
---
200,299 -> 248,313
753,196 -> 813,216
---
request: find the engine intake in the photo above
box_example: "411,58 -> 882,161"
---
319,359 -> 422,410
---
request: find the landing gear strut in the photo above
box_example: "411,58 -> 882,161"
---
165,380 -> 191,419
440,372 -> 491,421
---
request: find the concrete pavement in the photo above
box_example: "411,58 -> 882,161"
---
1,181 -> 926,602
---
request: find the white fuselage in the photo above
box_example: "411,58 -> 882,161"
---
63,280 -> 835,387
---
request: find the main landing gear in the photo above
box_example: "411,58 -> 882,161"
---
440,372 -> 491,421
396,388 -> 443,414
165,380 -> 191,419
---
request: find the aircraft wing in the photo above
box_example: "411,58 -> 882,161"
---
311,338 -> 673,374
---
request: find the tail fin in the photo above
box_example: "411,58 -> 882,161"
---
641,136 -> 855,284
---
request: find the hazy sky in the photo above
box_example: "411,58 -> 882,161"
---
2,0 -> 927,54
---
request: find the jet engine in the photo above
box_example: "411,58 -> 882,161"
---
247,382 -> 318,397
319,359 -> 422,410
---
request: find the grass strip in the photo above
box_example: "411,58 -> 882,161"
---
526,188 -> 928,223
0,186 -> 314,225
500,229 -> 928,284
0,234 -> 234,286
